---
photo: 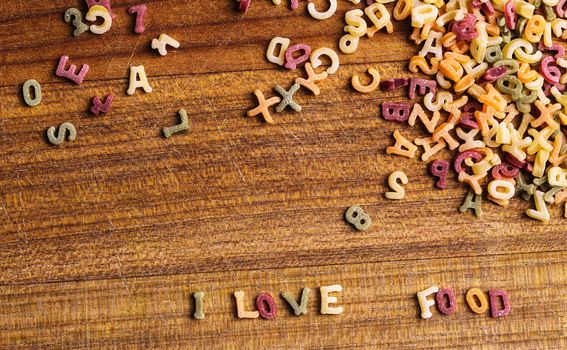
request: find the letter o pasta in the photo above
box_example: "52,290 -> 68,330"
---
488,180 -> 516,200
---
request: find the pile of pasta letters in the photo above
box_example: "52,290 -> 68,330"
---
243,0 -> 567,224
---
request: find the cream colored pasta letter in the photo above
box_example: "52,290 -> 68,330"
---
127,65 -> 153,95
310,47 -> 340,74
266,37 -> 290,66
86,5 -> 112,35
320,285 -> 344,314
308,0 -> 337,20
234,291 -> 259,319
417,286 -> 438,319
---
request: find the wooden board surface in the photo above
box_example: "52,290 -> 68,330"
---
0,0 -> 566,348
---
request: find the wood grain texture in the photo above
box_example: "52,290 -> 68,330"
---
1,251 -> 567,349
0,0 -> 565,348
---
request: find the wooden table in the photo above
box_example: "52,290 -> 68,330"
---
1,1 -> 566,348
